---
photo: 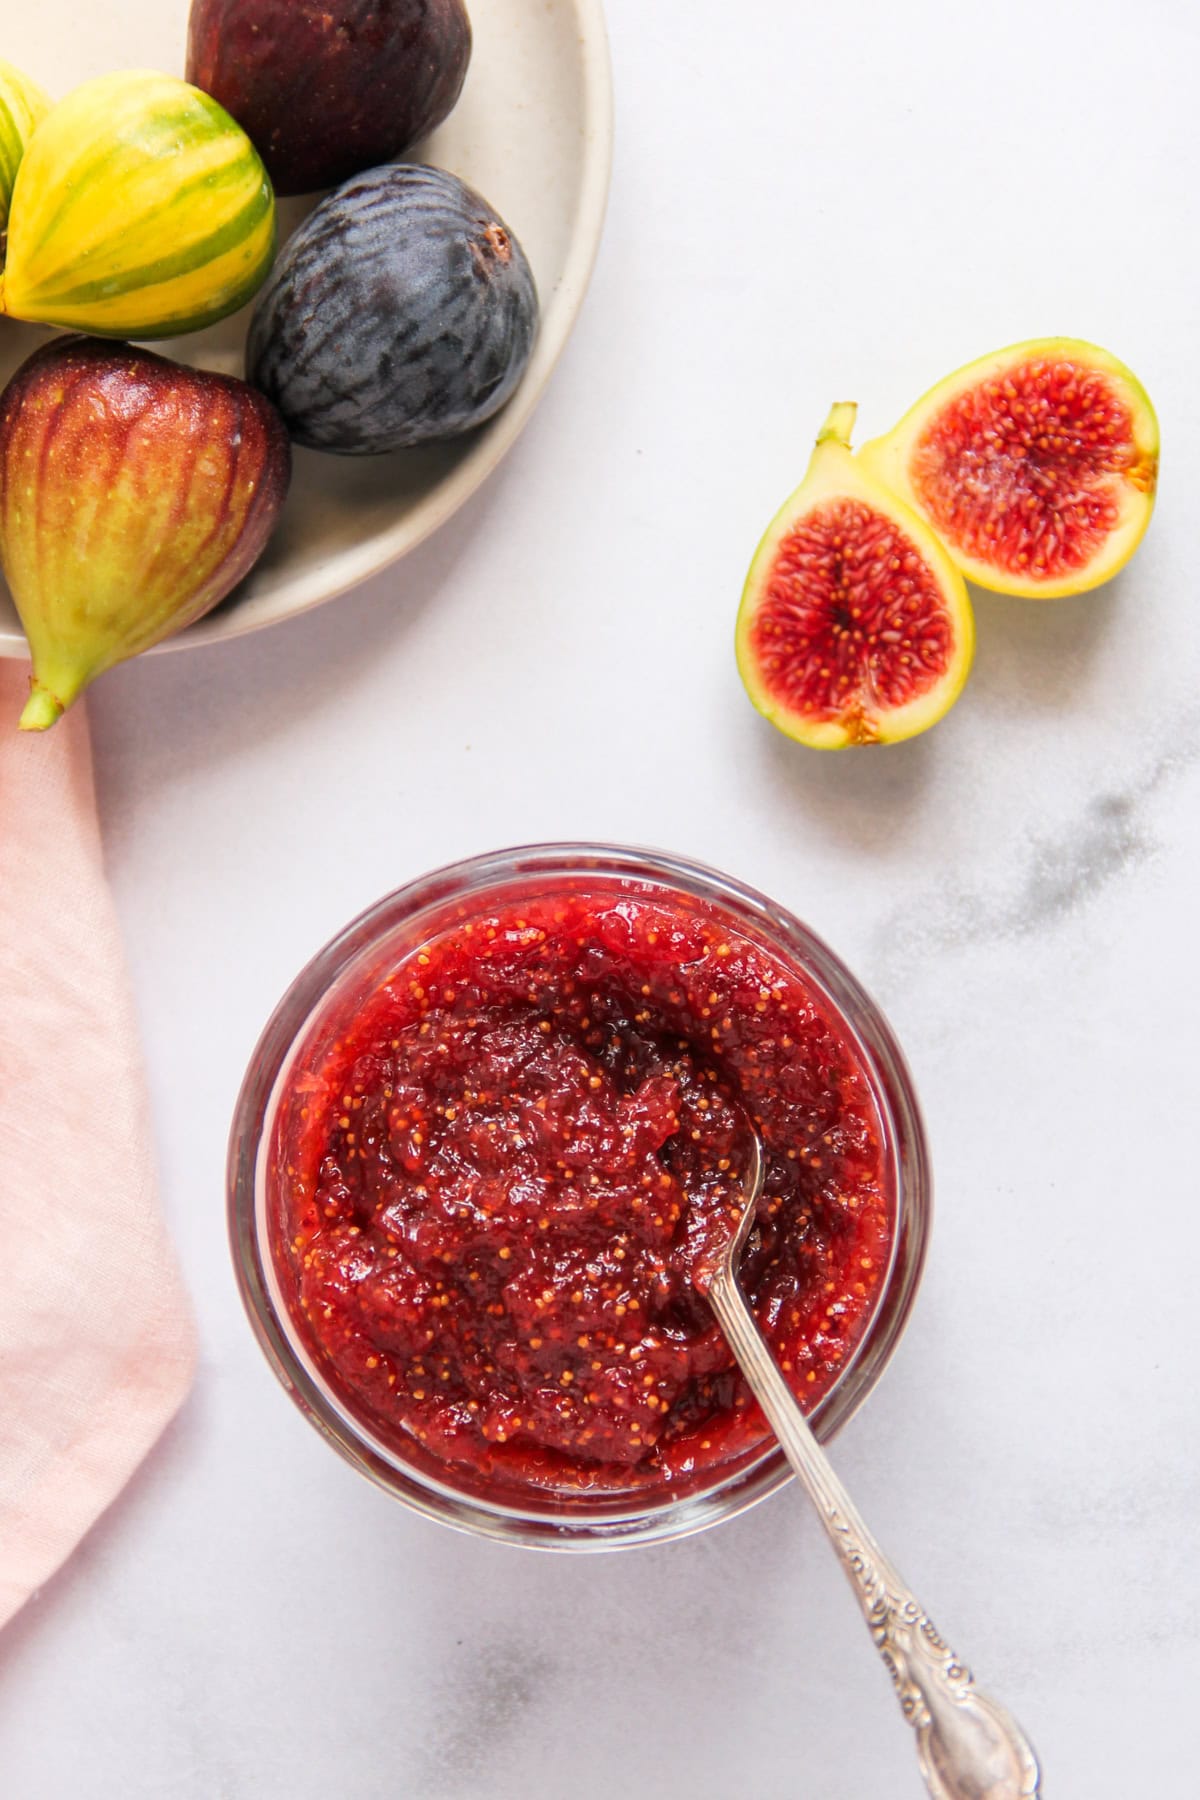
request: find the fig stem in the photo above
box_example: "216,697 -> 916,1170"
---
817,402 -> 858,449
19,680 -> 66,732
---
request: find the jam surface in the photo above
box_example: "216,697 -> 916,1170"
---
272,882 -> 893,1498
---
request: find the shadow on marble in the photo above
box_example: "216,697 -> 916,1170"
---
396,1495 -> 813,1800
729,560 -> 1147,865
743,712 -> 941,856
86,453 -> 519,798
968,572 -> 1124,714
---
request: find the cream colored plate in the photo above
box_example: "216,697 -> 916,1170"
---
0,0 -> 612,656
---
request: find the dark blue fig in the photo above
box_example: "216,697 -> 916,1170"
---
245,163 -> 538,454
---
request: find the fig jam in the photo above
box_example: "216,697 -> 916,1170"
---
271,882 -> 892,1498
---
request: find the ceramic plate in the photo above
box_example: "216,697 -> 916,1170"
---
0,0 -> 612,656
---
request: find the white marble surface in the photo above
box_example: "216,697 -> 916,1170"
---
2,1 -> 1198,1794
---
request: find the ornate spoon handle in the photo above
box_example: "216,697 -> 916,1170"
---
708,1260 -> 1043,1800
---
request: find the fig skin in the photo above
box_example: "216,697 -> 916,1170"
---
0,59 -> 51,231
0,70 -> 276,339
0,337 -> 292,728
857,337 -> 1160,599
246,163 -> 538,454
187,0 -> 472,197
737,405 -> 974,749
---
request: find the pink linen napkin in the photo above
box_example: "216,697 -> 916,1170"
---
0,662 -> 195,1630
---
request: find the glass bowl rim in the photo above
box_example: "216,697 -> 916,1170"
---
228,841 -> 932,1552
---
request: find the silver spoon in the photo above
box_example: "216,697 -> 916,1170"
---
703,1131 -> 1043,1800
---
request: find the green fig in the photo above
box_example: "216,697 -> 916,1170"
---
1,70 -> 275,337
0,336 -> 291,728
0,58 -> 50,230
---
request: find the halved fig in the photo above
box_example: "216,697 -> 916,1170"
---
857,338 -> 1159,599
736,404 -> 974,748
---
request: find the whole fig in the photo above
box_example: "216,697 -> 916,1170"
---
187,0 -> 472,197
0,71 -> 275,339
247,163 -> 538,454
0,337 -> 291,728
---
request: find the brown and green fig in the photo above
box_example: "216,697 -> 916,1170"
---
186,0 -> 472,197
0,336 -> 291,729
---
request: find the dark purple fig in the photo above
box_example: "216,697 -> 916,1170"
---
246,163 -> 538,455
186,0 -> 472,197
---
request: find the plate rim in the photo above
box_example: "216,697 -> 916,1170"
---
0,0 -> 614,659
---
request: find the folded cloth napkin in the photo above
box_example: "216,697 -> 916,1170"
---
0,662 -> 195,1630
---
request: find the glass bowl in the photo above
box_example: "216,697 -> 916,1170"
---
228,844 -> 931,1550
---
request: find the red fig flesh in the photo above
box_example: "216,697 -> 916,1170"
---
0,336 -> 291,728
857,339 -> 1159,598
737,406 -> 974,748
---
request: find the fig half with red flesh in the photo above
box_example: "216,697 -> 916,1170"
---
737,405 -> 974,748
857,338 -> 1159,599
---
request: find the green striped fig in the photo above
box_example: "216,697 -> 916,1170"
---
0,69 -> 275,338
0,58 -> 50,229
0,336 -> 291,729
